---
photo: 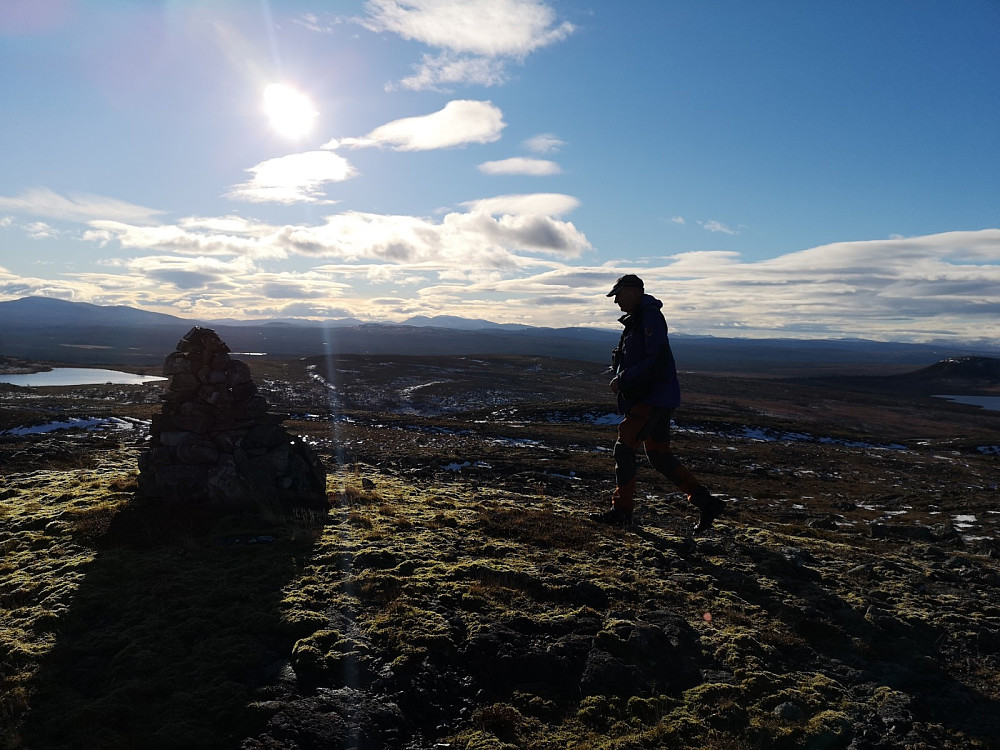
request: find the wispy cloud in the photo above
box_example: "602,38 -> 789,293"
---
462,193 -> 579,216
326,100 -> 505,151
122,255 -> 257,290
83,220 -> 289,260
478,157 -> 561,176
359,0 -> 574,90
294,13 -> 341,34
524,133 -> 565,154
616,230 -> 1000,340
397,54 -> 509,90
385,230 -> 1000,341
24,221 -> 59,240
0,188 -> 164,224
225,151 -> 357,204
699,219 -> 738,235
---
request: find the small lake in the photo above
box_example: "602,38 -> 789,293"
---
935,395 -> 1000,413
0,368 -> 167,387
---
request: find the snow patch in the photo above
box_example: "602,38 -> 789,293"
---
0,416 -> 144,436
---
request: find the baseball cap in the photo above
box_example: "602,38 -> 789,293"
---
606,274 -> 644,297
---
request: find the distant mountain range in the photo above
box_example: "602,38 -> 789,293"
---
0,296 -> 997,374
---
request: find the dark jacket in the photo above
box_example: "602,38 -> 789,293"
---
612,294 -> 681,414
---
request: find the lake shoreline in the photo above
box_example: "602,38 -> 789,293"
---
0,367 -> 167,387
0,357 -> 52,376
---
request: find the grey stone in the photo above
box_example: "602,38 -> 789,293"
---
162,352 -> 192,375
137,327 -> 328,514
774,701 -> 806,720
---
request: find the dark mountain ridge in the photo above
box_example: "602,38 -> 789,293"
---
0,296 -> 996,375
789,355 -> 1000,398
0,296 -> 186,327
904,356 -> 1000,381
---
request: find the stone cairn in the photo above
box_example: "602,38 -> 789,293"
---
137,327 -> 327,513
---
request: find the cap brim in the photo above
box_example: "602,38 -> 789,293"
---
607,284 -> 641,296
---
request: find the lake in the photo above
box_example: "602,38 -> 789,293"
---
0,368 -> 167,387
935,395 -> 1000,413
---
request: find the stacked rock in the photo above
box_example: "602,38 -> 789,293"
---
137,327 -> 327,512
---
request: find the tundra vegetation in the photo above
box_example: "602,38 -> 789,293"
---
1,354 -> 999,749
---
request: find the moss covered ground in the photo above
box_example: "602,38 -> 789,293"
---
2,355 -> 999,749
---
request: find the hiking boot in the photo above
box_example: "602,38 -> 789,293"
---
692,491 -> 725,534
589,508 -> 632,529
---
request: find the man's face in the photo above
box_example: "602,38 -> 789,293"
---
613,286 -> 643,314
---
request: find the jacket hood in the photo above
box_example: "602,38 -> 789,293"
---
618,294 -> 662,325
640,294 -> 663,311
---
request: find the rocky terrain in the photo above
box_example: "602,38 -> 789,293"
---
1,354 -> 999,749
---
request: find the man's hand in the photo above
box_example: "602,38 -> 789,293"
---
609,375 -> 620,394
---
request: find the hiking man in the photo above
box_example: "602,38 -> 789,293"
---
591,274 -> 725,533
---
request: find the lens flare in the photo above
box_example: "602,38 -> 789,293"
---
263,83 -> 317,139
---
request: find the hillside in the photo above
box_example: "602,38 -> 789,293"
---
1,354 -> 999,748
791,356 -> 1000,398
903,356 -> 1000,382
1,296 -> 997,374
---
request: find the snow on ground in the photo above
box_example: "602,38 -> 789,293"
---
0,417 -> 147,436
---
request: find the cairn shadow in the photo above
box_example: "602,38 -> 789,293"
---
20,499 -> 322,750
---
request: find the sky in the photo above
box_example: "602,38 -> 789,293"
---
1,0 -> 998,344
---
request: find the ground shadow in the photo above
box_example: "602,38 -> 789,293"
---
19,499 -> 321,750
682,536 -> 1000,744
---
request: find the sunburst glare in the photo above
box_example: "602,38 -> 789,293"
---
263,83 -> 318,139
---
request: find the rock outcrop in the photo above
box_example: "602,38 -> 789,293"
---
137,327 -> 327,512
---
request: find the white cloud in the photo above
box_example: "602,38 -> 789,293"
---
360,0 -> 574,89
124,255 -> 258,290
524,133 -> 565,154
24,221 -> 58,240
417,230 -> 1000,340
670,216 -> 685,225
83,220 -> 289,260
226,151 -> 357,204
83,196 -> 590,267
398,53 -> 509,90
294,13 -> 341,34
177,215 -> 275,234
297,206 -> 590,262
7,201 -> 997,343
362,0 -> 573,57
622,230 -> 1000,340
462,193 -> 579,216
699,219 -> 738,235
491,213 -> 590,255
328,100 -> 505,152
0,188 -> 164,224
478,157 -> 561,176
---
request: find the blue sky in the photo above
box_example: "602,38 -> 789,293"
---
1,0 -> 998,343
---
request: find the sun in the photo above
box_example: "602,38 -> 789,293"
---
262,83 -> 318,139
